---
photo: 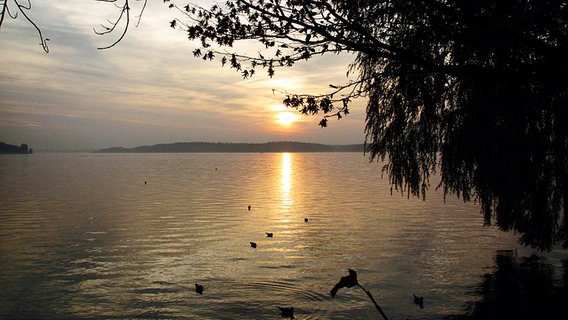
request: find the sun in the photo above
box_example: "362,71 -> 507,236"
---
275,111 -> 299,126
271,104 -> 300,126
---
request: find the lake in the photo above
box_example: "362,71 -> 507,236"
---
0,152 -> 529,319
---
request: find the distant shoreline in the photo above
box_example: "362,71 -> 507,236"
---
0,141 -> 33,154
94,141 -> 367,153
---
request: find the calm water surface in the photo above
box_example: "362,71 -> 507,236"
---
0,153 -> 526,319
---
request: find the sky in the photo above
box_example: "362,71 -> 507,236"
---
0,0 -> 367,151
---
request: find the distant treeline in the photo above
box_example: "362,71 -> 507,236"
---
95,141 -> 366,153
0,142 -> 33,154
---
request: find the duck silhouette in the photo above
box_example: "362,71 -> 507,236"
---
413,294 -> 424,308
266,232 -> 273,237
195,283 -> 204,294
278,306 -> 294,318
250,242 -> 257,248
304,218 -> 309,223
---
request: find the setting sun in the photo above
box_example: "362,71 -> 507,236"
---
275,111 -> 299,126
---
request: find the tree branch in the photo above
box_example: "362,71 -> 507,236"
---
95,0 -> 133,50
1,0 -> 49,52
357,283 -> 389,320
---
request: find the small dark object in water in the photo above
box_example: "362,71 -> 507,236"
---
266,232 -> 273,237
195,283 -> 204,294
278,306 -> 294,318
304,218 -> 309,223
144,181 -> 147,185
250,242 -> 257,248
330,268 -> 359,298
248,205 -> 251,211
413,294 -> 424,308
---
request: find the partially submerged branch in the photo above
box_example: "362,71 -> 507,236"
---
330,269 -> 389,320
357,283 -> 390,320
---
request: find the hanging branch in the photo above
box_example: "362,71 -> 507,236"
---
94,0 -> 134,50
0,0 -> 154,52
94,0 -> 175,49
0,0 -> 49,52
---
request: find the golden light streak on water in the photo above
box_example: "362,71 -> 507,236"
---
280,152 -> 293,212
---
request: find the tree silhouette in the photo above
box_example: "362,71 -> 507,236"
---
173,0 -> 568,250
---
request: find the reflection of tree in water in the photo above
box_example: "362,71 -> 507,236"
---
457,251 -> 568,320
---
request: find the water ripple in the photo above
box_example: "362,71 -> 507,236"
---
0,153 -> 525,320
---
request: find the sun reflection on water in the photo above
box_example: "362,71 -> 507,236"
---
280,153 -> 293,211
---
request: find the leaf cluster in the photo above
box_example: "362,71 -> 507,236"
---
177,0 -> 350,80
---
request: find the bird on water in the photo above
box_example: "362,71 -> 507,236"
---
413,294 -> 424,308
195,283 -> 204,294
278,306 -> 294,318
250,242 -> 257,248
266,232 -> 273,237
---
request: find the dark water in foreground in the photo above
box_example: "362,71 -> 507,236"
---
0,153 -> 566,319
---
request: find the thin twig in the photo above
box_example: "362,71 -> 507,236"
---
357,283 -> 389,320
